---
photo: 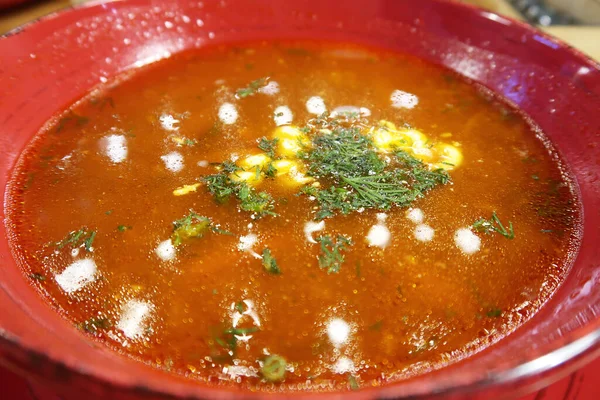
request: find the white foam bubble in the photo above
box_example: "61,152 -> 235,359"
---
376,212 -> 388,223
304,220 -> 325,244
274,105 -> 293,126
332,357 -> 355,374
218,102 -> 238,125
367,213 -> 391,248
116,299 -> 152,339
155,239 -> 176,261
414,224 -> 434,242
326,318 -> 350,347
306,96 -> 327,115
197,160 -> 209,167
238,233 -> 257,251
406,208 -> 424,224
103,134 -> 128,163
366,224 -> 391,248
258,81 -> 280,95
161,151 -> 183,172
454,228 -> 481,254
238,233 -> 261,258
159,114 -> 180,131
55,258 -> 97,294
391,89 -> 419,109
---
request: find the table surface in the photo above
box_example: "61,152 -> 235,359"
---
0,0 -> 599,399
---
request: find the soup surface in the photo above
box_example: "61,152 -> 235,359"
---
6,41 -> 580,391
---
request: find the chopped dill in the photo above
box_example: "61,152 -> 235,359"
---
203,163 -> 277,218
316,234 -> 352,274
54,228 -> 97,251
210,323 -> 259,362
55,111 -> 89,133
235,301 -> 246,313
236,77 -> 269,98
171,211 -> 212,246
473,212 -> 514,240
486,308 -> 502,318
261,248 -> 281,275
78,317 -> 111,334
257,137 -> 279,159
89,96 -> 115,110
30,272 -> 46,282
263,162 -> 278,179
184,138 -> 197,147
84,231 -> 96,251
299,126 -> 449,219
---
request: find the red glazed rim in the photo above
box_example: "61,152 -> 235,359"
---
0,0 -> 600,399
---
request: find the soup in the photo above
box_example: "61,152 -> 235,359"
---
5,41 -> 580,391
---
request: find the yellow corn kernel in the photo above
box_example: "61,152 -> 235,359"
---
273,125 -> 304,139
410,145 -> 435,163
229,170 -> 263,185
378,120 -> 398,130
271,159 -> 295,176
371,128 -> 404,152
400,129 -> 428,147
279,165 -> 314,187
434,143 -> 463,170
171,136 -> 185,145
173,183 -> 201,196
238,154 -> 272,170
272,126 -> 310,157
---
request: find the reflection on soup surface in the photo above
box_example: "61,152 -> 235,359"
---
6,41 -> 580,391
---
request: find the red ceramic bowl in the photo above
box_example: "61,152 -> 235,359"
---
1,0 -> 600,399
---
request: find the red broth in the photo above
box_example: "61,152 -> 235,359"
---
5,41 -> 580,391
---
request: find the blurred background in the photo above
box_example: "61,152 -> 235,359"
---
1,0 -> 598,60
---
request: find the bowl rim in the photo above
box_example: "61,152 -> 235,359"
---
1,0 -> 600,398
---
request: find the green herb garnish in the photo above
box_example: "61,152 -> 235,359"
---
261,248 -> 281,275
224,326 -> 259,336
486,308 -> 502,318
55,111 -> 89,133
172,211 -> 212,246
236,77 -> 269,98
23,173 -> 34,190
263,162 -> 278,179
54,228 -> 97,251
203,163 -> 277,218
348,374 -> 360,391
30,273 -> 46,282
117,225 -> 131,232
299,126 -> 449,219
211,324 -> 259,362
261,354 -> 287,382
316,234 -> 352,274
84,231 -> 96,251
78,317 -> 111,334
258,137 -> 279,159
89,96 -> 115,110
473,212 -> 514,239
369,320 -> 383,331
235,301 -> 246,313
